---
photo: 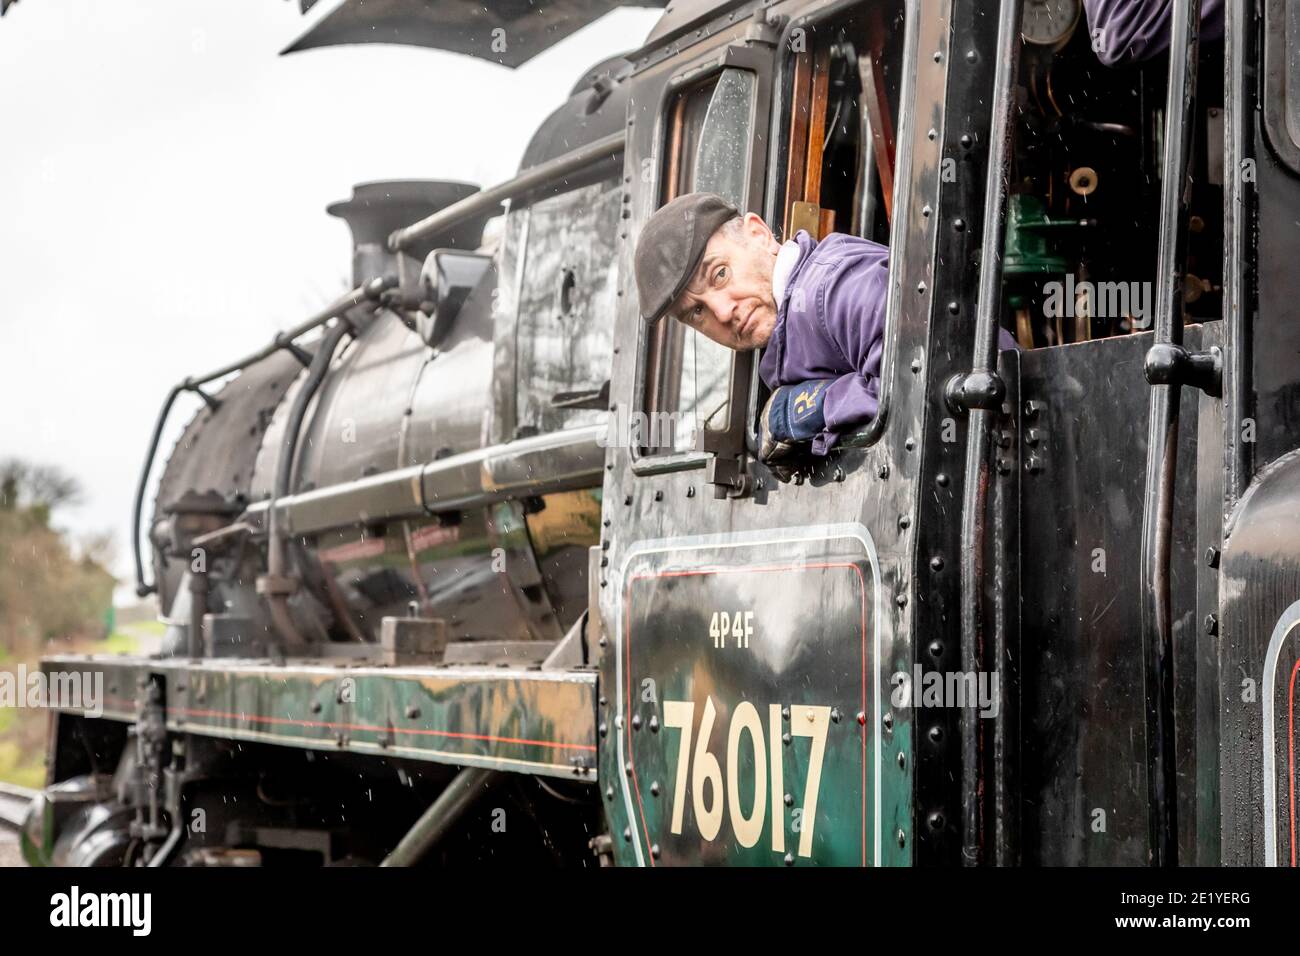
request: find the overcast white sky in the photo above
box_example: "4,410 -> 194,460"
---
0,0 -> 662,604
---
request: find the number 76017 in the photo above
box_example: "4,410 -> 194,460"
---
660,696 -> 831,858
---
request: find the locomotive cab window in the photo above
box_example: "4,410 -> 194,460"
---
776,3 -> 905,247
751,1 -> 907,447
638,3 -> 908,465
503,168 -> 623,436
997,1 -> 1225,349
641,67 -> 761,456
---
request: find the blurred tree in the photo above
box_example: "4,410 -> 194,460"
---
0,458 -> 112,653
0,457 -> 82,526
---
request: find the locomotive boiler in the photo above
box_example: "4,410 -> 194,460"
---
146,113 -> 622,664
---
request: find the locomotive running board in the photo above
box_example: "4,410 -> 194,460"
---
40,654 -> 597,782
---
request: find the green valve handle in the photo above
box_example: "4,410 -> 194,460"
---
1002,194 -> 1094,277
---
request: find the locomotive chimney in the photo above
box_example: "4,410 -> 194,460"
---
327,180 -> 488,286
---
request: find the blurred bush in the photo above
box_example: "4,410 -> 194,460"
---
0,457 -> 115,655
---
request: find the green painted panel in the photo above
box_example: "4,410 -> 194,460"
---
598,526 -> 912,866
42,656 -> 597,780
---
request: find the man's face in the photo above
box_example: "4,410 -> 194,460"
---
668,212 -> 781,351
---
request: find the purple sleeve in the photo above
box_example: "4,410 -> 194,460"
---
806,245 -> 1015,457
812,251 -> 890,456
1084,0 -> 1223,67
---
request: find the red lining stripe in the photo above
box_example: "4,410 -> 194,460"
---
624,593 -> 654,866
166,705 -> 594,752
1289,656 -> 1300,866
84,694 -> 592,753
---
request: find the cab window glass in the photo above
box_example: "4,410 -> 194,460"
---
694,69 -> 757,211
510,173 -> 622,434
643,68 -> 758,455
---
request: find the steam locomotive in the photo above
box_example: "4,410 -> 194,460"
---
12,0 -> 1298,867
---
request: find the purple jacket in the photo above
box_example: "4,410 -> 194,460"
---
1085,0 -> 1223,67
759,231 -> 1016,456
758,232 -> 889,456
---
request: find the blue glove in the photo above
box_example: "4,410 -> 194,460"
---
763,379 -> 833,443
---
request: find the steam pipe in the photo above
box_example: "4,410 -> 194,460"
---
194,277 -> 393,387
145,813 -> 186,868
262,318 -> 353,650
131,276 -> 395,598
380,767 -> 501,866
852,91 -> 879,239
187,565 -> 208,658
132,382 -> 187,598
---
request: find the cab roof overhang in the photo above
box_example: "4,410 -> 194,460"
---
278,0 -> 671,68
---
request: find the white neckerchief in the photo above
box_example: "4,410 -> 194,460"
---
770,239 -> 802,308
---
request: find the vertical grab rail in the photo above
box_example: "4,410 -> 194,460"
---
945,0 -> 1023,866
1222,0 -> 1252,507
1140,0 -> 1220,868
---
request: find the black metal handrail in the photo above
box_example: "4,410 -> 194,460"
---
130,276 -> 394,597
1138,0 -> 1205,868
949,0 -> 1023,867
387,132 -> 625,254
1223,0 -> 1253,505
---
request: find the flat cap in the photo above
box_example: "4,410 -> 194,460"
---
634,192 -> 739,322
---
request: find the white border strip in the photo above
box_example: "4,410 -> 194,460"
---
1263,599 -> 1300,866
